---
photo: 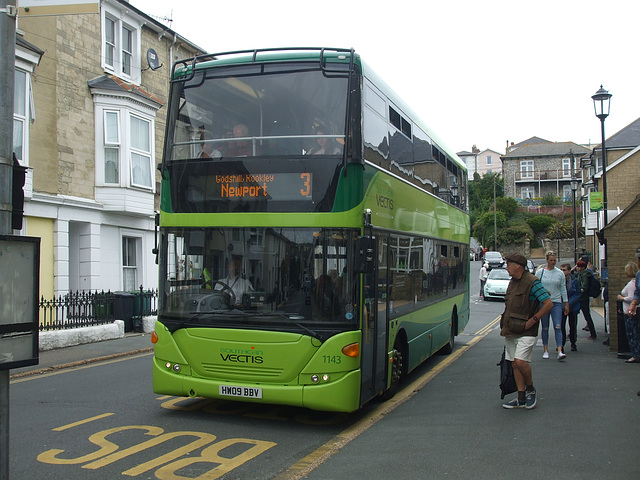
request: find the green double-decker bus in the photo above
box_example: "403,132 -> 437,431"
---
153,48 -> 470,412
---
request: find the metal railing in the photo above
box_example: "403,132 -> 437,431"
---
514,169 -> 574,182
39,287 -> 158,332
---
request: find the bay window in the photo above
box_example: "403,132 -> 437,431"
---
97,107 -> 153,189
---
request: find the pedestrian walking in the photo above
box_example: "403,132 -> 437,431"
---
535,251 -> 569,360
560,263 -> 581,352
576,260 -> 597,340
500,253 -> 552,410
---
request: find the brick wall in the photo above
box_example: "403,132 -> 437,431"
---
606,150 -> 640,212
604,195 -> 640,352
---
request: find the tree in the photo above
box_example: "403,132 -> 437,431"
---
469,173 -> 504,237
495,196 -> 519,218
473,210 -> 506,248
526,214 -> 555,234
547,219 -> 583,239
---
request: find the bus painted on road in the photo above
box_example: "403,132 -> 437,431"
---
152,48 -> 470,412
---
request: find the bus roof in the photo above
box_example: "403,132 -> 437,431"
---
173,47 -> 465,172
359,58 -> 465,172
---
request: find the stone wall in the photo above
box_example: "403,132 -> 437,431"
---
498,238 -> 530,258
542,238 -> 587,260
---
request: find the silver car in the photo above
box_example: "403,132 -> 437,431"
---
483,251 -> 504,270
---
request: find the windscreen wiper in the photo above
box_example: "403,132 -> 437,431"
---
262,313 -> 320,339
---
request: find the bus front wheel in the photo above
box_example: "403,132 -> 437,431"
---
381,339 -> 406,400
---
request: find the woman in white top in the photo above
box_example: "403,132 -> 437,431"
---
536,251 -> 569,360
618,262 -> 639,363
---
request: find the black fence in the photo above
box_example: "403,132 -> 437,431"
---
39,287 -> 158,332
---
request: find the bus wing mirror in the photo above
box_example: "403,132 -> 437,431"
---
355,236 -> 375,274
152,212 -> 159,264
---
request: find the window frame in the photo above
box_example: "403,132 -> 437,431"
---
13,69 -> 28,163
103,110 -> 120,184
562,157 -> 572,178
122,234 -> 141,291
520,160 -> 534,179
94,100 -> 155,191
101,3 -> 141,84
521,186 -> 535,199
129,114 -> 153,189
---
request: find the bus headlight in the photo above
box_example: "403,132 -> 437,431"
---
310,374 -> 330,384
165,362 -> 181,372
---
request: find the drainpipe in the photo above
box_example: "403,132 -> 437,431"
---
169,33 -> 177,79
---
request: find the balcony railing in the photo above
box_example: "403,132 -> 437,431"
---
515,169 -> 575,182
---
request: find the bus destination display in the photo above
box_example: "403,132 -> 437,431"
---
216,172 -> 312,201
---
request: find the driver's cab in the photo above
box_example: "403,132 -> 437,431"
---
206,255 -> 256,308
163,228 -> 267,315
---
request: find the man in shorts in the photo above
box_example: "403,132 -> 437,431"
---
500,253 -> 553,409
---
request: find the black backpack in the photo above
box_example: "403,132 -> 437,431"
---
588,273 -> 602,299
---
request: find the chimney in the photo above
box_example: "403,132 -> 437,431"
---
471,145 -> 480,154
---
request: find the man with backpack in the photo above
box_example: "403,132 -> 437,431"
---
576,260 -> 597,340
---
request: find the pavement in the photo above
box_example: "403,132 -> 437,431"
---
298,305 -> 640,479
9,300 -> 640,478
9,332 -> 154,379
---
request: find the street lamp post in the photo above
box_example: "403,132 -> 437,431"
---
592,85 -> 612,229
570,176 -> 580,265
493,180 -> 497,251
592,85 -> 612,349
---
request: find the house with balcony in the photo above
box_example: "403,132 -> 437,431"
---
14,0 -> 205,301
501,139 -> 590,204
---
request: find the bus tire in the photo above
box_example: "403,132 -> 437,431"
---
381,337 -> 406,401
438,313 -> 457,355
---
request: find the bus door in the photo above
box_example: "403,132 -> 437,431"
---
358,235 -> 388,404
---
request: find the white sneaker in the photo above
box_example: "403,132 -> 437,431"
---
557,352 -> 566,361
542,351 -> 549,359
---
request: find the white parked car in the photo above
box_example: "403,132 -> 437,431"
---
483,267 -> 511,301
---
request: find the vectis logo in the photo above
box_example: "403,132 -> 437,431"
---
375,194 -> 394,210
220,347 -> 264,364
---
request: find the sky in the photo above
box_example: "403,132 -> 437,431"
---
130,0 -> 640,155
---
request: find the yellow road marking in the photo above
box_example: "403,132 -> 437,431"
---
274,316 -> 501,480
476,316 -> 501,336
54,413 -> 114,432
